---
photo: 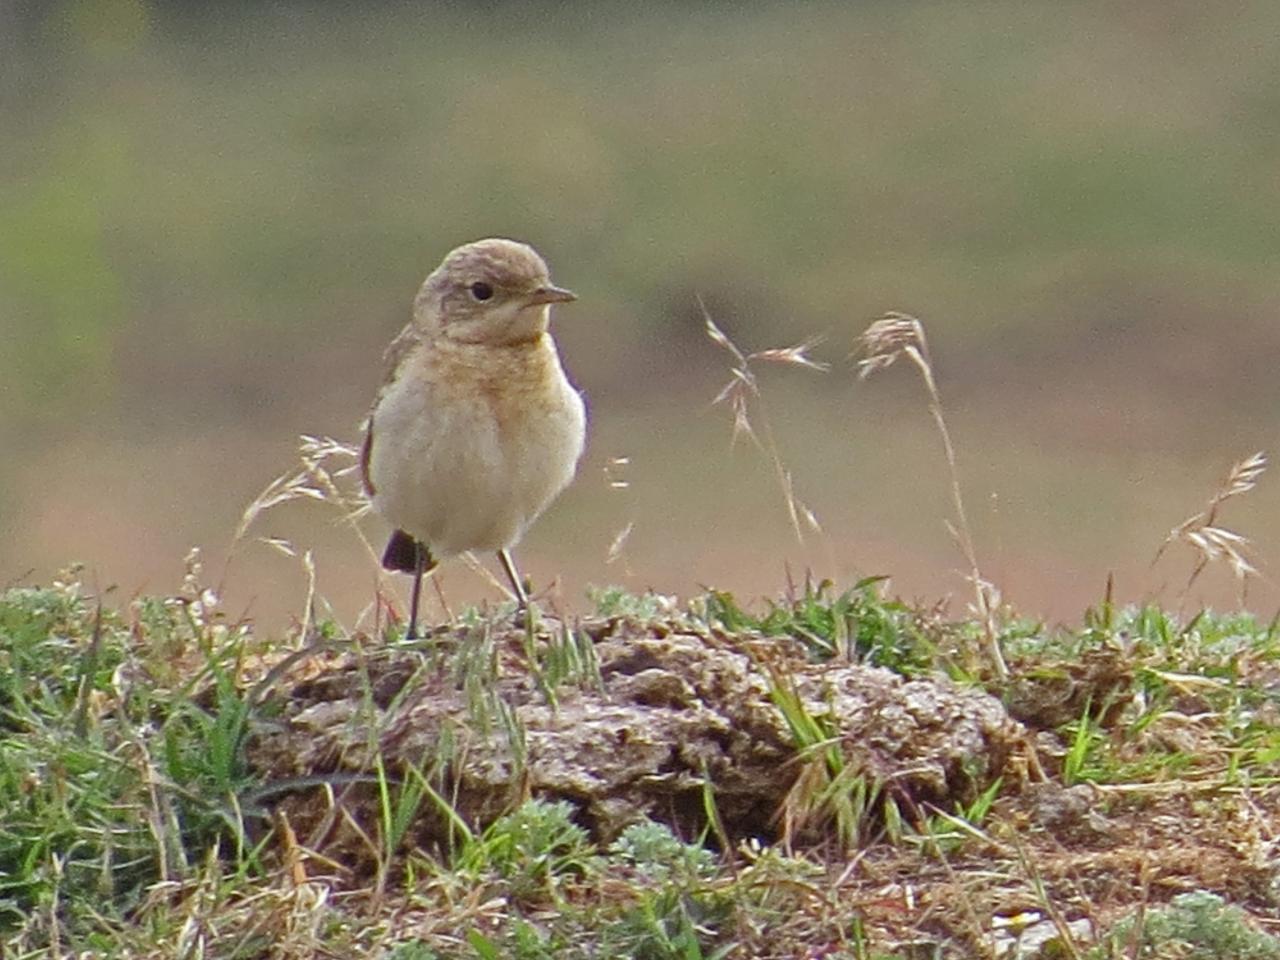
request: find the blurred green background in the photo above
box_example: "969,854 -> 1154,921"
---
4,0 -> 1280,628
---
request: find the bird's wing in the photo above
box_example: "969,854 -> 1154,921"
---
359,421 -> 376,496
360,321 -> 426,497
380,320 -> 426,384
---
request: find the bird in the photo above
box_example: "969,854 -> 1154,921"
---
360,238 -> 586,640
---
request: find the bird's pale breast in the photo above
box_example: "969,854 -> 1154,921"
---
368,334 -> 585,557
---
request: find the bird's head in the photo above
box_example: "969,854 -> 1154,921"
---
413,238 -> 576,346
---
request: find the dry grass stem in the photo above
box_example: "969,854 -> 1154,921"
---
604,455 -> 636,572
703,298 -> 827,544
234,435 -> 375,556
1153,451 -> 1267,603
223,435 -> 393,632
606,521 -> 635,567
858,312 -> 1006,677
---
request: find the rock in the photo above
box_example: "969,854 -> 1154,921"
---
246,615 -> 1022,857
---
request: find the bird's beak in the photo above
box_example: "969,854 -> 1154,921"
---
526,284 -> 577,306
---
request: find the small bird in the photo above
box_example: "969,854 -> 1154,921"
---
360,238 -> 586,639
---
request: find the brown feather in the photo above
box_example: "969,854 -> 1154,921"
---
359,420 -> 375,496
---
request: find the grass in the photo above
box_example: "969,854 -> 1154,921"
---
3,567 -> 1280,958
858,313 -> 1005,677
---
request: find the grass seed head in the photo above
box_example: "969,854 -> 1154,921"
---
857,311 -> 929,380
1154,451 -> 1267,598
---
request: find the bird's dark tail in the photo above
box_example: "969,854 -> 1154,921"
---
381,530 -> 436,574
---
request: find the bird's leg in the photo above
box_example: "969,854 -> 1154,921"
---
497,548 -> 529,609
405,542 -> 427,641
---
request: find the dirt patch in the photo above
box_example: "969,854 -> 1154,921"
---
246,614 -> 1020,871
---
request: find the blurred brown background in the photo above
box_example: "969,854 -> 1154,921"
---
4,0 -> 1280,631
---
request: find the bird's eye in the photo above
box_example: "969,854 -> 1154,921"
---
469,281 -> 494,302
